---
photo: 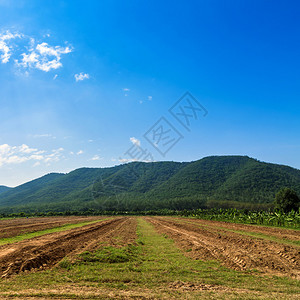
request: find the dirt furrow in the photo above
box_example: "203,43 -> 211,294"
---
0,217 -> 135,278
0,216 -> 97,228
173,217 -> 300,242
146,217 -> 300,278
0,216 -> 102,239
68,217 -> 138,259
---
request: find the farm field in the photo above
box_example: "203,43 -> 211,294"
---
0,216 -> 299,299
0,216 -> 105,240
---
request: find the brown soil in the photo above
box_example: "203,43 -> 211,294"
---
0,216 -> 137,278
146,217 -> 300,279
68,216 -> 137,259
171,217 -> 300,242
0,216 -> 103,239
168,280 -> 227,291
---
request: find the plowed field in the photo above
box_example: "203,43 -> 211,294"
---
147,217 -> 300,278
0,217 -> 136,278
0,216 -> 103,239
0,216 -> 299,299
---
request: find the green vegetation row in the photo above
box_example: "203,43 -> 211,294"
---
1,208 -> 299,229
180,208 -> 300,229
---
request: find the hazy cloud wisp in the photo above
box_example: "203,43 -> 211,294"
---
75,72 -> 89,82
130,137 -> 141,146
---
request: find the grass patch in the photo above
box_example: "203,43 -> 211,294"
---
58,257 -> 73,270
79,244 -> 141,264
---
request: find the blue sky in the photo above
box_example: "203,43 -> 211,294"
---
0,0 -> 299,187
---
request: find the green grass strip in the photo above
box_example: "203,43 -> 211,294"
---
0,218 -> 110,246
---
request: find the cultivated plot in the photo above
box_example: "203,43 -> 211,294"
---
0,216 -> 299,299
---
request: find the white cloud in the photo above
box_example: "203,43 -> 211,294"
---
0,30 -> 73,73
148,96 -> 152,101
77,150 -> 84,155
17,42 -> 73,72
44,148 -> 64,164
53,74 -> 58,80
130,137 -> 141,147
91,155 -> 101,161
0,31 -> 22,63
123,88 -> 130,92
119,157 -> 154,163
75,72 -> 89,82
19,144 -> 38,154
0,143 -> 64,167
39,42 -> 67,55
119,158 -> 139,163
32,133 -> 56,139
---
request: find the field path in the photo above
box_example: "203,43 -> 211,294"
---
146,217 -> 300,279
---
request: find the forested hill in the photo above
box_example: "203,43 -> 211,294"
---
0,156 -> 300,212
0,186 -> 11,195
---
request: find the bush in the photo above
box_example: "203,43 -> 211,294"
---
275,188 -> 300,212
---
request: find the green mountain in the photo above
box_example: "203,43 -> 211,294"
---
0,186 -> 11,195
0,156 -> 299,212
0,173 -> 64,206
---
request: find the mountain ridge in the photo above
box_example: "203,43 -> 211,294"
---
0,186 -> 11,195
0,155 -> 299,212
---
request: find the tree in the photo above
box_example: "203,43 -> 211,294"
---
275,188 -> 300,212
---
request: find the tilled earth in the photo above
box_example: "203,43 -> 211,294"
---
176,217 -> 300,241
0,215 -> 299,281
146,217 -> 300,279
0,217 -> 137,278
0,216 -> 103,239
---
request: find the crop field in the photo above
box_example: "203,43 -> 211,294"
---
0,216 -> 299,299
